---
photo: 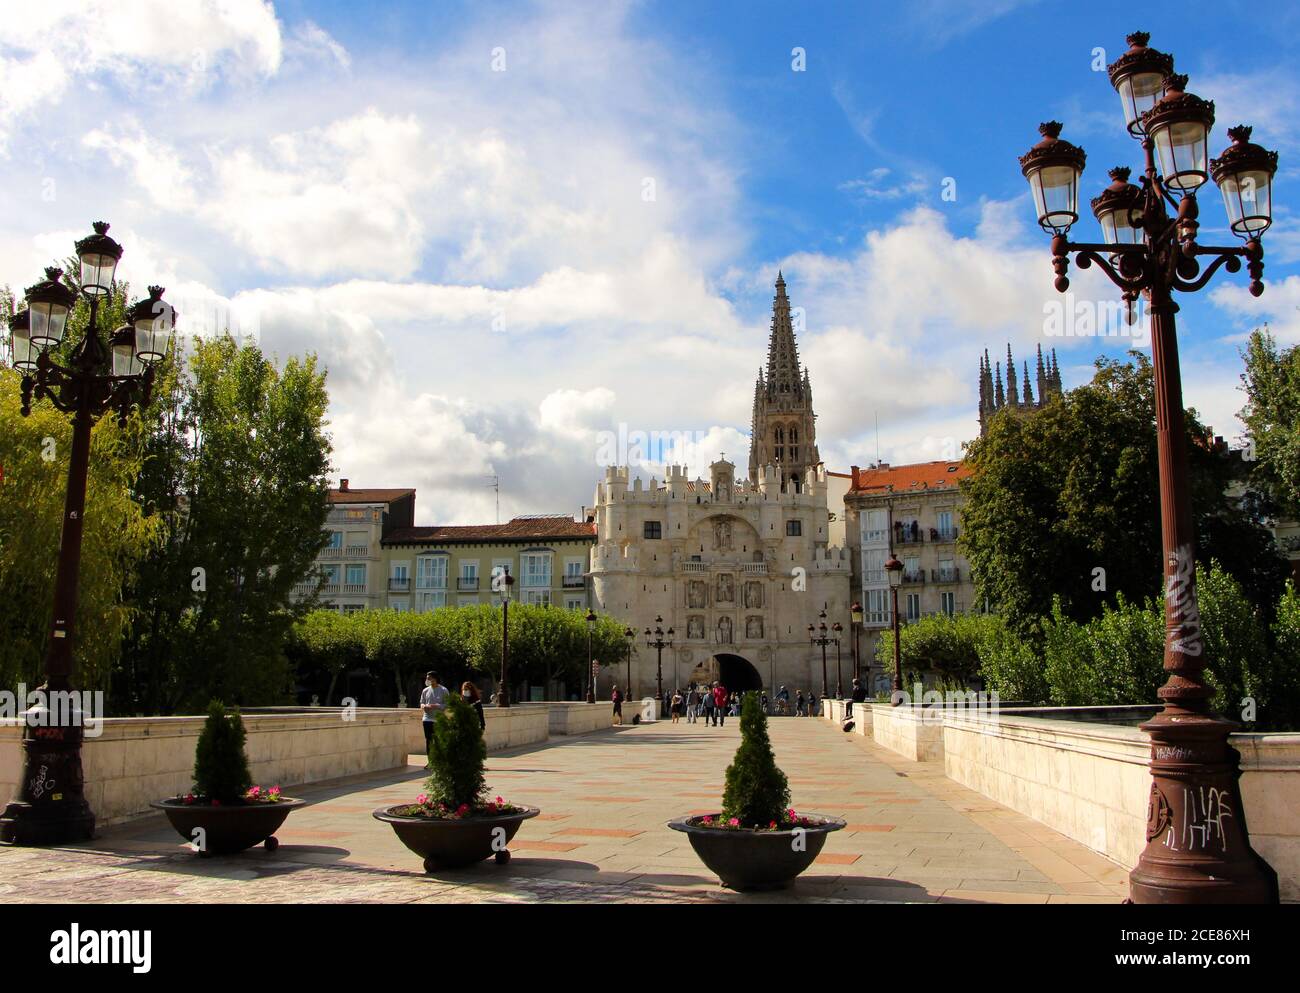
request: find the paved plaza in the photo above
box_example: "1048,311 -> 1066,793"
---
0,716 -> 1129,904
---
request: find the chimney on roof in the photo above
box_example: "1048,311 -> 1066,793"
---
340,478 -> 349,491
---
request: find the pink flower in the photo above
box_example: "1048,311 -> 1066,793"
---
701,816 -> 713,825
416,793 -> 429,805
182,794 -> 194,805
246,786 -> 261,798
269,786 -> 281,797
769,821 -> 777,829
495,796 -> 504,805
728,817 -> 740,827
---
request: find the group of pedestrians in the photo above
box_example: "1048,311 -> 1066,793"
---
666,682 -> 740,725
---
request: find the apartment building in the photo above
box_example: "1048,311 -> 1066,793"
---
292,480 -> 416,612
842,460 -> 980,692
381,515 -> 598,612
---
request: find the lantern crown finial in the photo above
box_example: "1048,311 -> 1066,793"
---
1109,166 -> 1132,183
44,266 -> 63,282
92,221 -> 110,236
147,285 -> 165,300
1039,121 -> 1063,139
1126,30 -> 1151,47
1227,124 -> 1253,144
1165,73 -> 1190,94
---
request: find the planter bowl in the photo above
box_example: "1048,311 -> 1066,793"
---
374,805 -> 540,872
151,797 -> 304,855
668,813 -> 846,891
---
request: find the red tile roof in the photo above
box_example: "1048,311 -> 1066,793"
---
848,460 -> 971,495
329,487 -> 414,505
384,516 -> 596,546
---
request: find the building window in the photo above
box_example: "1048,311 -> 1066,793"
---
390,598 -> 409,612
418,591 -> 447,612
416,555 -> 448,589
644,521 -> 662,540
524,589 -> 551,606
786,519 -> 802,537
906,593 -> 921,622
321,564 -> 340,587
863,510 -> 888,544
521,553 -> 552,588
565,597 -> 584,610
326,531 -> 343,549
345,563 -> 366,588
459,561 -> 479,591
941,591 -> 956,617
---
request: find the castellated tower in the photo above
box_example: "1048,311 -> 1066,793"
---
749,272 -> 820,491
586,273 -> 850,700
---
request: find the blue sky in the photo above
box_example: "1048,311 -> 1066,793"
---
2,1 -> 1297,523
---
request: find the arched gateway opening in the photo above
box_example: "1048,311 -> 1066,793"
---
686,653 -> 763,694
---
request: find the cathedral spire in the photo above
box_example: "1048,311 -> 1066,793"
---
1023,360 -> 1033,406
749,274 -> 819,486
1005,344 -> 1019,407
764,271 -> 803,400
994,361 -> 1005,408
1036,344 -> 1046,405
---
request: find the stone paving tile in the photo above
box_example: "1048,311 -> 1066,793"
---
0,716 -> 1130,904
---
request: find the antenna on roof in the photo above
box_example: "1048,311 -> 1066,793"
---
875,411 -> 880,467
486,475 -> 500,525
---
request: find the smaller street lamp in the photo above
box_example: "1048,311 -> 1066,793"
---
831,621 -> 844,699
645,617 -> 673,713
495,567 -> 515,707
585,609 -> 597,703
808,607 -> 831,699
884,555 -> 904,705
850,600 -> 863,683
623,626 -> 635,699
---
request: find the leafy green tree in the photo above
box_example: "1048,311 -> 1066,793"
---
872,611 -> 995,684
119,333 -> 332,712
721,693 -> 790,827
975,614 -> 1048,703
962,353 -> 1287,638
1239,328 -> 1300,522
424,693 -> 486,810
192,700 -> 253,803
1268,583 -> 1300,731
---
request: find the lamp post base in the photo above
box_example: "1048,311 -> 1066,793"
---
1128,712 -> 1278,904
0,728 -> 96,847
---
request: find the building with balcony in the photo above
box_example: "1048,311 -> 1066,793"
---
292,479 -> 416,612
843,459 -> 981,694
381,515 -> 597,613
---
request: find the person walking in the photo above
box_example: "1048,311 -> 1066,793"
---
760,691 -> 769,715
420,672 -> 449,769
713,682 -> 729,727
611,684 -> 624,725
670,688 -> 683,724
461,680 -> 486,731
796,689 -> 806,717
686,685 -> 699,724
808,690 -> 819,718
777,685 -> 790,717
700,685 -> 713,727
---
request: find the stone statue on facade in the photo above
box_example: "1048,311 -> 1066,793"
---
745,615 -> 763,639
687,615 -> 704,640
687,580 -> 706,609
717,573 -> 734,603
716,616 -> 733,644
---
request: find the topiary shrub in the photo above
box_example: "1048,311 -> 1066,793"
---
720,692 -> 790,828
193,700 -> 252,803
424,693 -> 486,811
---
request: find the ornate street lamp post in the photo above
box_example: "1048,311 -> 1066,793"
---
807,607 -> 831,700
831,621 -> 844,698
494,566 -> 515,707
585,609 -> 597,703
1,223 -> 172,846
623,626 -> 635,699
884,555 -> 903,705
850,600 -> 863,683
644,616 -> 673,715
1019,32 -> 1279,904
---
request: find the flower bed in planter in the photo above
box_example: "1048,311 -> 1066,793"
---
378,687 -> 538,873
155,702 -> 303,856
153,786 -> 303,855
668,809 -> 845,890
669,693 -> 844,890
374,795 -> 540,871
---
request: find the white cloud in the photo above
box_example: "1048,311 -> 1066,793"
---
0,0 -> 287,151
